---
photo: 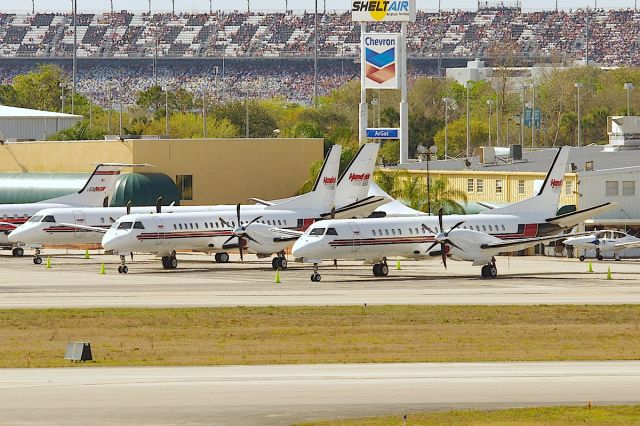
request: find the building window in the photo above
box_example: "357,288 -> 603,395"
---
605,181 -> 619,197
495,179 -> 503,194
622,181 -> 635,196
565,180 -> 573,196
176,175 -> 193,201
467,178 -> 474,193
517,180 -> 525,195
476,179 -> 484,193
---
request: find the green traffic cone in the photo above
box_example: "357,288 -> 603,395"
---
84,249 -> 90,259
396,259 -> 401,270
588,261 -> 593,273
100,263 -> 106,275
606,267 -> 612,280
274,269 -> 281,284
46,257 -> 51,269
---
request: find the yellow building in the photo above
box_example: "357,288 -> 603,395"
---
0,138 -> 323,205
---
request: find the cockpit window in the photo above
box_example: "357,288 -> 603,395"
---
42,215 -> 56,223
117,221 -> 133,230
28,215 -> 43,223
326,228 -> 338,236
133,221 -> 145,229
309,227 -> 326,236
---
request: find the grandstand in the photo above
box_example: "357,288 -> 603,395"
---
1,9 -> 639,104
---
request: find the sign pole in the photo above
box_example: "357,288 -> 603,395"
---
399,22 -> 408,164
359,22 -> 368,146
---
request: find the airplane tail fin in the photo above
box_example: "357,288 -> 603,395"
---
481,147 -> 570,217
335,142 -> 380,209
267,145 -> 342,213
45,163 -> 144,207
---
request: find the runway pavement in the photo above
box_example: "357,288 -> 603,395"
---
1,361 -> 639,425
1,252 -> 640,308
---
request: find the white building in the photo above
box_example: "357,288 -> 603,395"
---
0,105 -> 82,141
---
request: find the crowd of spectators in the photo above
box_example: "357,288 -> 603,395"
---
0,9 -> 639,65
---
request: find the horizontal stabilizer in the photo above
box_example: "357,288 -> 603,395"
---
320,195 -> 391,219
545,202 -> 617,228
481,232 -> 590,252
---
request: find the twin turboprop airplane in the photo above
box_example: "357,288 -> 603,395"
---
92,143 -> 383,273
0,163 -> 135,256
563,230 -> 640,261
291,146 -> 616,281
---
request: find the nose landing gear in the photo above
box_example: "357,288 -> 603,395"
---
310,263 -> 321,282
33,248 -> 42,265
117,254 -> 129,274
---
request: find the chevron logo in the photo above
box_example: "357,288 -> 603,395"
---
365,47 -> 396,84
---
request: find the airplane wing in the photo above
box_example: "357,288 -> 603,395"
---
269,227 -> 304,243
250,198 -> 275,206
320,196 -> 392,219
476,201 -> 500,210
480,232 -> 591,252
58,223 -> 109,233
614,240 -> 640,250
545,203 -> 617,228
0,222 -> 19,229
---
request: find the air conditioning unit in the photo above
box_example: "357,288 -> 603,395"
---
510,144 -> 522,160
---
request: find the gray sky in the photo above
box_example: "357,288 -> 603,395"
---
2,0 -> 638,13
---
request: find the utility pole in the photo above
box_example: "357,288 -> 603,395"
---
107,84 -> 112,134
575,82 -> 583,146
530,83 -> 536,147
72,0 -> 77,114
245,89 -> 250,138
521,84 -> 526,145
172,0 -> 175,15
110,0 -> 113,15
247,0 -> 250,13
496,98 -> 500,146
466,81 -> 471,158
486,100 -> 493,146
585,11 -> 589,66
202,84 -> 207,138
164,85 -> 170,137
443,98 -> 451,158
313,0 -> 319,107
148,0 -> 151,14
624,82 -> 635,116
32,0 -> 35,15
119,88 -> 123,138
60,83 -> 65,113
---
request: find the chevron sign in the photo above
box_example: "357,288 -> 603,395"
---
364,33 -> 399,89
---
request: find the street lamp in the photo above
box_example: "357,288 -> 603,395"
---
486,99 -> 493,146
442,97 -> 452,159
624,82 -> 634,116
118,87 -> 123,138
202,83 -> 207,138
59,82 -> 66,113
426,145 -> 438,216
575,82 -> 583,147
162,85 -> 170,137
106,83 -> 112,134
465,81 -> 471,158
530,83 -> 536,148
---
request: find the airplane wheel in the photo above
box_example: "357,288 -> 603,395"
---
372,264 -> 381,276
480,265 -> 488,278
118,266 -> 123,274
161,256 -> 170,269
311,273 -> 321,282
122,265 -> 128,274
218,252 -> 230,263
615,256 -> 621,261
272,258 -> 279,270
12,247 -> 23,257
579,255 -> 585,262
278,258 -> 288,270
380,264 -> 389,277
169,256 -> 178,269
33,256 -> 42,265
214,253 -> 221,262
597,255 -> 604,261
489,265 -> 498,278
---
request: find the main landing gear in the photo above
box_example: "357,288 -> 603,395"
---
480,258 -> 498,279
372,259 -> 389,277
271,252 -> 288,270
310,263 -> 321,282
33,248 -> 42,265
214,252 -> 230,263
118,254 -> 129,274
12,247 -> 23,257
596,249 -> 604,261
161,252 -> 178,270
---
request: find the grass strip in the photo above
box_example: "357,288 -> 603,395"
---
0,305 -> 639,367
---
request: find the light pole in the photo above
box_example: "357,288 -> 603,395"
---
214,66 -> 219,100
426,145 -> 437,216
575,82 -> 583,146
486,99 -> 493,146
530,83 -> 536,147
107,83 -> 112,134
72,0 -> 77,114
442,97 -> 452,159
59,82 -> 65,113
624,82 -> 634,116
162,85 -> 170,137
202,83 -> 207,138
521,84 -> 526,145
119,87 -> 123,138
245,87 -> 250,138
465,81 -> 471,158
313,0 -> 318,107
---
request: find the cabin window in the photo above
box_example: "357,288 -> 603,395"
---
416,228 -> 419,234
175,175 -> 193,201
117,222 -> 133,230
309,228 -> 326,236
204,223 -> 208,229
467,178 -> 474,193
215,222 -> 219,228
100,217 -> 105,223
421,228 -> 426,234
133,221 -> 145,229
28,215 -> 43,223
385,229 -> 389,236
409,228 -> 413,235
372,230 -> 376,236
326,228 -> 338,236
195,223 -> 199,229
606,181 -> 619,196
210,223 -> 214,228
391,229 -> 396,235
284,220 -> 287,225
476,179 -> 484,194
482,225 -> 486,231
179,224 -> 183,229
488,225 -> 493,232
42,215 -> 56,223
397,228 -> 401,235
267,220 -> 272,225
184,223 -> 188,229
623,181 -> 635,196
475,225 -> 480,231
565,180 -> 574,196
378,229 -> 382,236
174,224 -> 177,230
495,179 -> 503,194
502,224 -> 506,231
518,180 -> 525,195
189,223 -> 193,229
435,227 -> 439,233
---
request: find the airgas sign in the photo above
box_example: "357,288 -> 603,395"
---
352,0 -> 416,22
364,33 -> 399,89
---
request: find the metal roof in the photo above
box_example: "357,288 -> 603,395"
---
0,104 -> 82,119
393,145 -> 640,175
110,173 -> 180,207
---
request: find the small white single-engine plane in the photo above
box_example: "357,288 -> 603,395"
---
98,143 -> 385,273
563,230 -> 640,261
0,163 -> 136,256
290,146 -> 616,281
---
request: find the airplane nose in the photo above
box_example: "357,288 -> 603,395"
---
101,232 -> 120,251
292,239 -> 310,259
8,226 -> 26,243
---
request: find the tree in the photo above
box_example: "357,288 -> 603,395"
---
423,177 -> 468,214
212,101 -> 278,138
47,121 -> 105,141
433,117 -> 489,158
12,64 -> 67,111
378,140 -> 399,164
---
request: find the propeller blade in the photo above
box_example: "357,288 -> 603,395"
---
244,215 -> 263,229
243,233 -> 260,244
236,203 -> 241,226
446,221 -> 465,236
333,259 -> 338,269
219,217 -> 230,228
422,224 -> 436,234
426,241 -> 439,253
441,243 -> 447,269
238,237 -> 244,262
438,208 -> 444,232
222,235 -> 235,246
445,239 -> 464,251
330,207 -> 336,220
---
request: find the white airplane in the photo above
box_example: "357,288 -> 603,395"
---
563,230 -> 640,261
9,143 -> 387,267
0,163 -> 135,256
97,143 -> 384,273
290,146 -> 616,281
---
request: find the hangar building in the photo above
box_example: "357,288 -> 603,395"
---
0,105 -> 82,141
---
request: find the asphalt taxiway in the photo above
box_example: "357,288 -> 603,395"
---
1,361 -> 638,425
1,252 -> 640,308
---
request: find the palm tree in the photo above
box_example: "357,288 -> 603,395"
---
422,177 -> 468,214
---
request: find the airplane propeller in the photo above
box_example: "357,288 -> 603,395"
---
423,208 -> 464,269
222,203 -> 262,261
